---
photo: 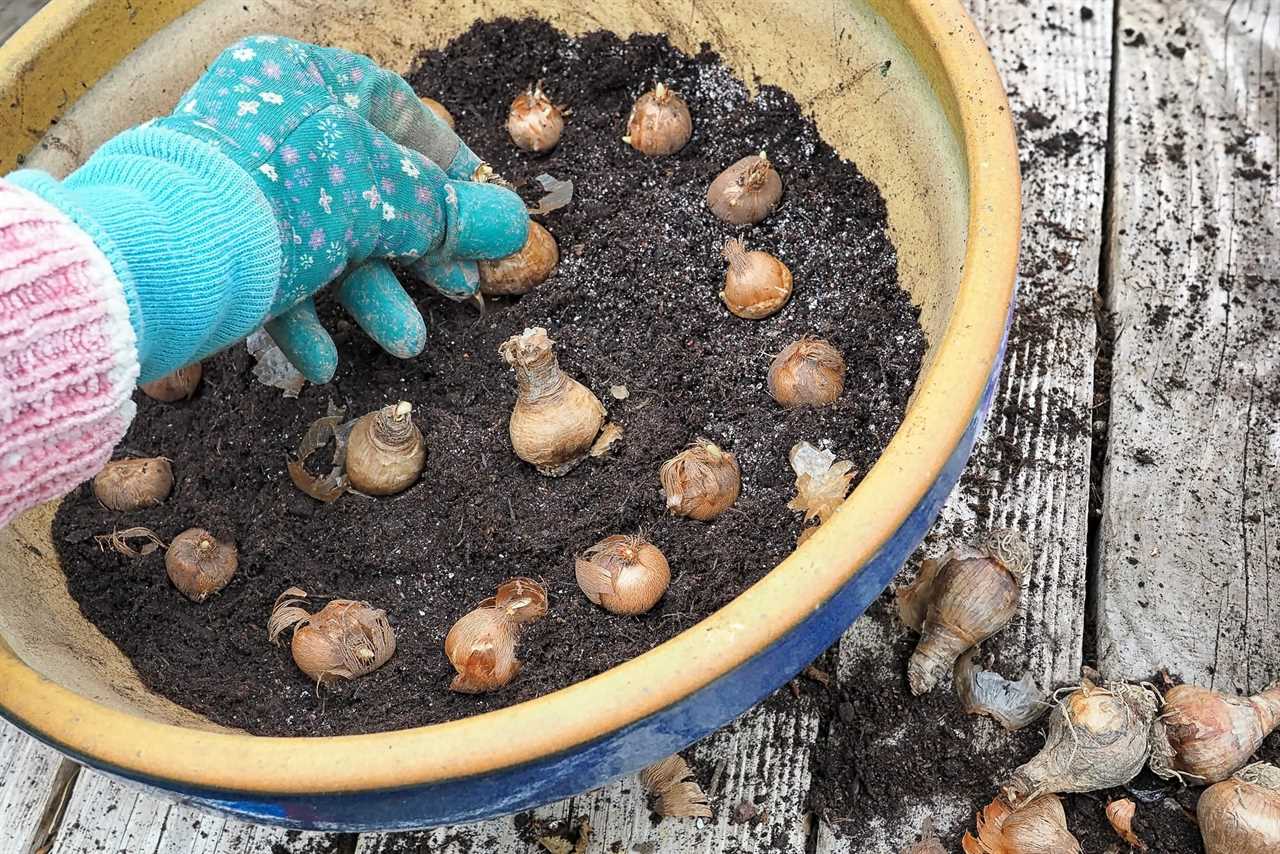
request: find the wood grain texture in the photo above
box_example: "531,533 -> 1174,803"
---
1097,0 -> 1280,695
0,721 -> 74,854
815,0 -> 1111,848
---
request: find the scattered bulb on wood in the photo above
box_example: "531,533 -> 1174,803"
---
576,535 -> 671,615
165,528 -> 237,602
93,457 -> 173,511
1198,762 -> 1280,854
638,755 -> 713,818
140,363 -> 202,402
500,327 -> 606,476
1003,676 -> 1158,803
897,529 -> 1029,695
954,648 -> 1049,731
287,405 -> 353,502
94,526 -> 165,558
769,338 -> 845,407
445,577 -> 548,693
269,588 -> 396,685
660,438 -> 741,521
900,818 -> 946,854
1106,799 -> 1145,851
624,82 -> 692,155
706,151 -> 783,225
719,239 -> 792,319
588,421 -> 624,458
787,441 -> 855,529
346,401 -> 425,496
419,95 -> 455,129
479,221 -> 559,296
1148,682 -> 1280,784
962,794 -> 1081,854
507,81 -> 564,152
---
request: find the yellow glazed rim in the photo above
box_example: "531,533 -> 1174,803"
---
0,0 -> 1019,795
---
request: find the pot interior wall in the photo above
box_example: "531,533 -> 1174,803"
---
0,0 -> 969,731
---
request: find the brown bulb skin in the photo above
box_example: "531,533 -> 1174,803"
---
660,439 -> 741,521
93,457 -> 173,511
707,153 -> 783,225
576,535 -> 671,615
479,222 -> 559,296
507,83 -> 564,152
720,239 -> 792,319
165,528 -> 237,602
1151,683 -> 1280,783
769,338 -> 845,407
346,402 -> 426,496
625,83 -> 692,156
141,363 -> 202,402
1198,763 -> 1280,854
419,96 -> 455,129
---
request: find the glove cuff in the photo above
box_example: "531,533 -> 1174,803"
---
9,126 -> 282,382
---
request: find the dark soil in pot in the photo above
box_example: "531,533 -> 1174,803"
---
52,19 -> 925,737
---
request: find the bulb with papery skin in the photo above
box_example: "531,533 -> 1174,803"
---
576,535 -> 671,615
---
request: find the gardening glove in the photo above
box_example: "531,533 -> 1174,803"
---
7,35 -> 528,384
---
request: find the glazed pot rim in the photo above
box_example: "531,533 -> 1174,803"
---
0,0 -> 1020,796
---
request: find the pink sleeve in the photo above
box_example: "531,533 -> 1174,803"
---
0,179 -> 139,529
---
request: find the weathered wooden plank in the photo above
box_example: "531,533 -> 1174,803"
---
1098,0 -> 1280,695
0,720 -> 75,854
50,771 -> 342,854
354,796 -> 573,853
815,0 -> 1111,849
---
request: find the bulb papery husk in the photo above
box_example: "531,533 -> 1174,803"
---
659,438 -> 741,521
955,648 -> 1050,731
346,401 -> 426,496
493,576 -> 549,625
507,81 -> 564,152
787,441 -> 855,525
479,221 -> 559,296
575,535 -> 671,615
1106,799 -> 1145,850
625,82 -> 692,156
165,528 -> 237,602
93,457 -> 174,511
906,529 -> 1029,695
445,606 -> 521,693
638,755 -> 713,818
707,152 -> 783,225
900,818 -> 946,854
140,363 -> 202,401
1198,762 -> 1280,854
1003,678 -> 1159,803
961,794 -> 1081,854
769,338 -> 845,407
268,587 -> 396,684
287,404 -> 353,502
420,96 -> 455,129
500,327 -> 606,476
720,239 -> 793,319
1148,683 -> 1280,783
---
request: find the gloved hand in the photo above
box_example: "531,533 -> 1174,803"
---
9,35 -> 528,384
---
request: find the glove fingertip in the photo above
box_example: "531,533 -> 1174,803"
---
447,181 -> 530,260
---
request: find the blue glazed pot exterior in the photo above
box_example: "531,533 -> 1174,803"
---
42,322 -> 1009,832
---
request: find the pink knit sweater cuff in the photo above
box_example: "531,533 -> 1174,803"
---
0,179 -> 139,529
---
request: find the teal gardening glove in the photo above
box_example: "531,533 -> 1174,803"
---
10,36 -> 528,383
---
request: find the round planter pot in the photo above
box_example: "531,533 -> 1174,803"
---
0,0 -> 1019,831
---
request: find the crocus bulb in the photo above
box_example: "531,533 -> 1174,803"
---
719,239 -> 792,319
445,578 -> 548,693
346,401 -> 426,496
659,438 -> 741,521
141,363 -> 202,401
961,794 -> 1082,854
165,528 -> 237,602
93,457 -> 173,512
269,587 -> 396,684
639,755 -> 712,818
624,82 -> 692,155
707,151 -> 782,225
575,535 -> 671,615
479,221 -> 559,296
493,576 -> 550,624
903,528 -> 1029,695
500,327 -> 606,476
1198,762 -> 1280,854
1149,682 -> 1280,783
420,95 -> 455,129
1004,677 -> 1158,803
507,81 -> 564,152
769,338 -> 845,407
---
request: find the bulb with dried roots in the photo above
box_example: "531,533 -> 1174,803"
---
479,221 -> 559,296
720,239 -> 792,319
93,457 -> 174,512
707,151 -> 783,225
576,535 -> 671,615
1198,762 -> 1280,854
500,327 -> 606,476
1149,682 -> 1280,784
269,588 -> 396,685
445,577 -> 549,693
165,528 -> 237,602
769,338 -> 845,407
660,438 -> 741,521
346,401 -> 426,496
624,82 -> 692,155
508,81 -> 564,152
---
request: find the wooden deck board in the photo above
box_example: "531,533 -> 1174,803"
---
0,721 -> 74,854
1097,0 -> 1280,694
814,0 -> 1112,849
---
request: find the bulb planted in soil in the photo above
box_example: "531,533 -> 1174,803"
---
93,457 -> 173,512
165,528 -> 236,602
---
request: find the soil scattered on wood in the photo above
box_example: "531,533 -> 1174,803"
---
52,18 -> 923,737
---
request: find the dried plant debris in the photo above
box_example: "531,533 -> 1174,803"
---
787,441 -> 855,525
1106,798 -> 1146,850
901,817 -> 946,853
528,172 -> 574,215
954,648 -> 1049,731
588,421 -> 624,457
247,329 -> 306,397
536,816 -> 590,854
94,526 -> 165,558
962,794 -> 1082,853
639,754 -> 713,818
287,404 -> 354,502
